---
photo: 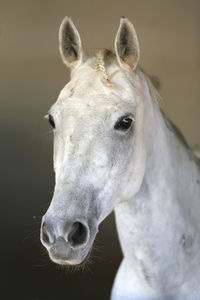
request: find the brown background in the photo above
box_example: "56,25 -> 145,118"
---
1,1 -> 200,299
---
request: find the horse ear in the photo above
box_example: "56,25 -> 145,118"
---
59,17 -> 83,69
115,17 -> 140,71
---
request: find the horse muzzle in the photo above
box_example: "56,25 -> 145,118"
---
40,216 -> 91,265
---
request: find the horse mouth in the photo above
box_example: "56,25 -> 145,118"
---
49,247 -> 92,267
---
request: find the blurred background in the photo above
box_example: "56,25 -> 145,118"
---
1,0 -> 200,299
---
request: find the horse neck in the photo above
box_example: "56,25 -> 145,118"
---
114,74 -> 200,289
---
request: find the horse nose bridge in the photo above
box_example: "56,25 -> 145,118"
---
46,197 -> 88,222
48,183 -> 91,217
55,154 -> 85,186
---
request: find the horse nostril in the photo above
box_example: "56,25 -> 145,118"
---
68,222 -> 88,248
41,222 -> 54,247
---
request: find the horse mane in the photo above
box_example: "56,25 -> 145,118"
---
142,69 -> 162,103
95,48 -> 161,102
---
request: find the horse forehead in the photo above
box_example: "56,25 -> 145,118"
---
62,96 -> 115,121
71,66 -> 104,92
57,78 -> 106,108
57,84 -> 117,115
54,65 -> 135,116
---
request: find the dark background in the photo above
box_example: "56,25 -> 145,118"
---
1,1 -> 200,299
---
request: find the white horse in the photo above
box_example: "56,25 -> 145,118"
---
40,17 -> 200,300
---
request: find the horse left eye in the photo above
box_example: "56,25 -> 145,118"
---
114,116 -> 133,131
48,114 -> 55,129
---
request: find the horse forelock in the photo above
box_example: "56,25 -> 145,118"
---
94,49 -> 161,102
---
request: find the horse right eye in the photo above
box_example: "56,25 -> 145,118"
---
114,115 -> 133,131
48,114 -> 55,129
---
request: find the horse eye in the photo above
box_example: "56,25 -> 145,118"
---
48,114 -> 55,129
114,116 -> 133,131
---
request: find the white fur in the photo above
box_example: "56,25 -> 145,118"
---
41,17 -> 200,299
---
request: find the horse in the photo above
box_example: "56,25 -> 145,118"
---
40,16 -> 200,300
